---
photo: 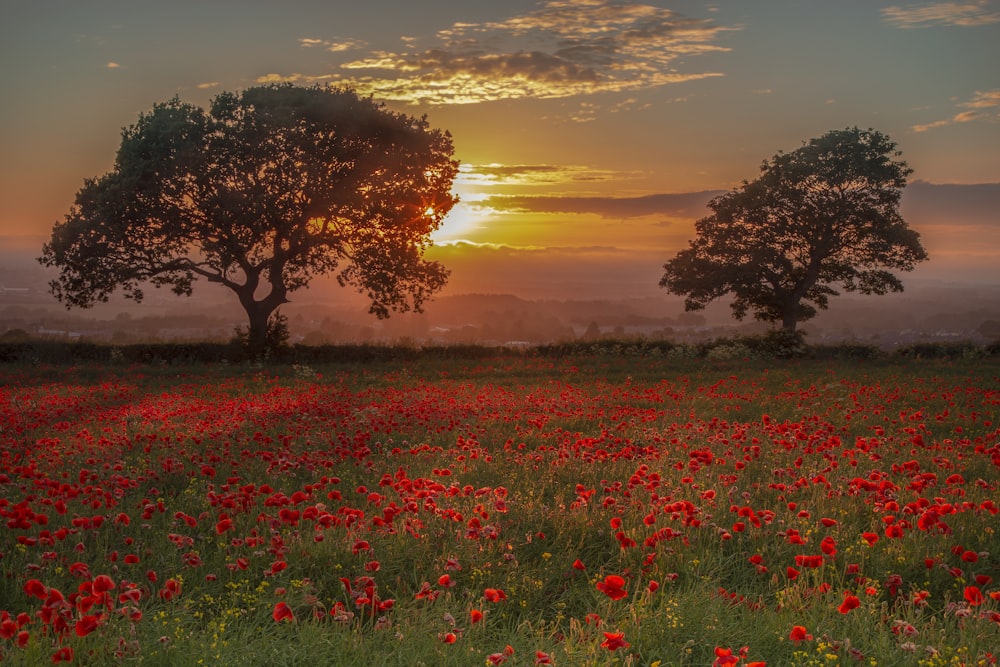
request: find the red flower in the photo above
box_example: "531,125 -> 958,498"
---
572,559 -> 586,571
713,647 -> 739,666
964,585 -> 984,606
440,632 -> 457,644
838,594 -> 861,614
438,574 -> 455,588
596,574 -> 628,601
470,609 -> 484,624
600,631 -> 630,651
861,532 -> 879,546
535,650 -> 554,664
93,574 -> 115,593
415,581 -> 439,601
24,579 -> 48,599
75,614 -> 100,637
158,578 -> 181,601
51,647 -> 74,663
789,625 -> 812,643
272,601 -> 294,622
484,588 -> 507,602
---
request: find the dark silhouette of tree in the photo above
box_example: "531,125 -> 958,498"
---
39,84 -> 457,354
660,128 -> 927,333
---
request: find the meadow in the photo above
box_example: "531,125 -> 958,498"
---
0,353 -> 997,666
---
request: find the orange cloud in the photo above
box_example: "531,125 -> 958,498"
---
912,88 -> 1000,132
883,1 -> 1000,28
269,1 -> 736,106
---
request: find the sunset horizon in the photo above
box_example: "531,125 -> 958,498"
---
2,0 -> 998,317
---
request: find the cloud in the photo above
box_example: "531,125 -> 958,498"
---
106,62 -> 120,69
482,191 -> 722,218
911,88 -> 1000,132
274,1 -> 735,105
456,163 -> 637,187
197,81 -> 220,89
962,89 -> 1000,108
256,73 -> 305,84
882,0 -> 1000,28
300,37 -> 367,52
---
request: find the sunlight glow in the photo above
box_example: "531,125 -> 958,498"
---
431,199 -> 492,243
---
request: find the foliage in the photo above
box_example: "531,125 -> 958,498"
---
39,84 -> 458,354
1,357 -> 998,666
661,128 -> 928,333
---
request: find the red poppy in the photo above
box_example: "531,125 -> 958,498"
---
600,631 -> 630,651
75,614 -> 100,637
861,532 -> 879,545
838,594 -> 861,614
964,585 -> 984,606
440,632 -> 457,644
535,650 -> 554,664
713,647 -> 739,666
438,574 -> 455,588
470,609 -> 484,624
272,601 -> 294,622
789,625 -> 812,643
93,574 -> 115,593
415,582 -> 439,601
51,647 -> 74,663
596,574 -> 628,601
484,588 -> 507,602
158,578 -> 181,601
572,559 -> 586,571
24,579 -> 48,600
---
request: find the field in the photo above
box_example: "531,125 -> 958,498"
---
1,354 -> 998,666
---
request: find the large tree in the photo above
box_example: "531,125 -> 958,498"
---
39,84 -> 457,352
660,127 -> 928,333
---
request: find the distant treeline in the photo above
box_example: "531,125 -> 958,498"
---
1,334 -> 998,366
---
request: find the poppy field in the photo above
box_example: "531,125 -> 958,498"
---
1,355 -> 998,666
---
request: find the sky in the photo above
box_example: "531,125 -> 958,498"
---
1,0 -> 998,304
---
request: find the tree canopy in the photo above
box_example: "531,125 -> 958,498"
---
660,128 -> 928,333
39,84 -> 458,352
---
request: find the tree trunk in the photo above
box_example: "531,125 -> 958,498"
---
232,266 -> 289,358
237,290 -> 286,358
781,308 -> 798,334
244,302 -> 272,356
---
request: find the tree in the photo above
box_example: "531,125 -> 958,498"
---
39,84 -> 458,354
660,128 -> 928,333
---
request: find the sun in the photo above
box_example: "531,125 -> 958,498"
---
431,199 -> 489,243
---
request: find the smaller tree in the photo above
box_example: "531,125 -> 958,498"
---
660,128 -> 928,333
